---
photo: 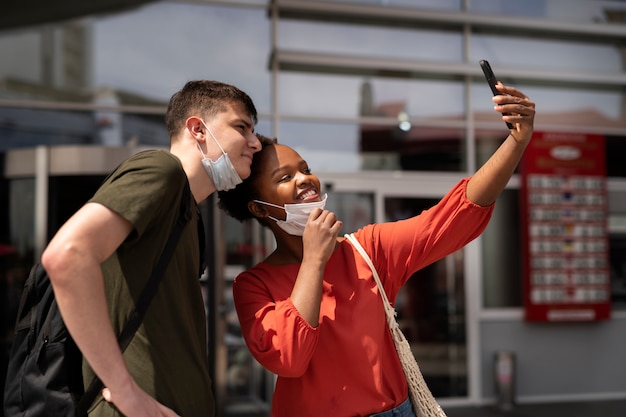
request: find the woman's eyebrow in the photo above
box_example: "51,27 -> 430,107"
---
270,160 -> 306,177
271,165 -> 288,177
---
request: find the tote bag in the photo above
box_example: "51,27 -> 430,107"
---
345,233 -> 447,417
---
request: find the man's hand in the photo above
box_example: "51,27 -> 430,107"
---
101,383 -> 181,417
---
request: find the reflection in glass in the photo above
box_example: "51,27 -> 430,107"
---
277,120 -> 361,171
92,2 -> 271,110
606,135 -> 626,178
0,108 -> 169,150
9,179 -> 35,258
609,234 -> 626,308
279,74 -> 464,119
222,216 -> 271,411
385,196 -> 467,397
0,2 -> 271,113
470,0 -> 626,23
481,189 -> 522,308
279,118 -> 465,173
2,178 -> 35,400
361,119 -> 464,172
47,176 -> 108,240
471,34 -> 621,74
322,0 -> 461,11
472,82 -> 624,122
223,261 -> 270,409
325,191 -> 375,235
279,19 -> 462,61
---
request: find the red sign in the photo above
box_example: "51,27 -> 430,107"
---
520,132 -> 610,322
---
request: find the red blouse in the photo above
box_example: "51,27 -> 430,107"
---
233,178 -> 494,417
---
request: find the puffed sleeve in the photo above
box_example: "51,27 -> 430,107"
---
233,270 -> 320,377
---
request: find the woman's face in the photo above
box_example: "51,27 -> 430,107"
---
253,144 -> 323,219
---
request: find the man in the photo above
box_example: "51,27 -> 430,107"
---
41,80 -> 261,416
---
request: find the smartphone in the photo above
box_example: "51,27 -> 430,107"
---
479,59 -> 514,129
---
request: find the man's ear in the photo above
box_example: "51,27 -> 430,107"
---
186,117 -> 205,141
248,200 -> 267,218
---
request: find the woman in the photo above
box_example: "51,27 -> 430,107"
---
217,83 -> 535,417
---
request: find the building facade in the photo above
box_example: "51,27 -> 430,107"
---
1,1 -> 625,416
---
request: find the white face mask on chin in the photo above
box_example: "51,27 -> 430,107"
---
197,121 -> 243,191
253,194 -> 328,236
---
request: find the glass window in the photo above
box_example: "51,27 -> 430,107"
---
0,2 -> 272,113
609,233 -> 626,309
92,2 -> 271,112
278,119 -> 465,172
0,108 -> 94,149
323,0 -> 462,10
471,35 -> 622,74
47,175 -> 108,239
606,135 -> 626,178
385,196 -> 468,397
279,19 -> 462,62
322,0 -> 626,21
325,191 -> 375,235
0,107 -> 169,149
276,119 -> 361,171
2,178 -> 34,399
472,83 -> 625,124
482,189 -> 523,308
609,187 -> 626,310
0,31 -> 42,85
8,179 -> 35,262
470,0 -> 626,23
222,216 -> 271,410
279,74 -> 465,120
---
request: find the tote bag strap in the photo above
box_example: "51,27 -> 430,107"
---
344,233 -> 448,417
344,233 -> 396,322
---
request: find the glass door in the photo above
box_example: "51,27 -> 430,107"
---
321,172 -> 472,401
384,196 -> 468,398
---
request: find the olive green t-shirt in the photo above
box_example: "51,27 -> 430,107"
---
86,150 -> 214,416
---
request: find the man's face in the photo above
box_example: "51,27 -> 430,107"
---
202,102 -> 260,180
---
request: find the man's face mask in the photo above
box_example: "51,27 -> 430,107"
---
197,120 -> 242,191
253,194 -> 328,236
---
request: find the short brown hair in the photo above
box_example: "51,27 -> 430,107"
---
165,80 -> 258,139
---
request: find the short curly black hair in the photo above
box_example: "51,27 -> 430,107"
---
217,133 -> 277,222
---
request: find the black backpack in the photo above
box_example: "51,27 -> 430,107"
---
3,180 -> 193,417
3,263 -> 86,416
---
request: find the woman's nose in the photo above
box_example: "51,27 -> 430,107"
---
295,171 -> 312,185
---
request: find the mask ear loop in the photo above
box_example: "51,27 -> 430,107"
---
196,141 -> 207,158
251,200 -> 284,224
253,200 -> 284,211
201,120 -> 227,156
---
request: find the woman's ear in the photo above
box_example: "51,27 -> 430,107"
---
248,200 -> 267,218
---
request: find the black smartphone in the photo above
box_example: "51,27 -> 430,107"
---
479,59 -> 514,129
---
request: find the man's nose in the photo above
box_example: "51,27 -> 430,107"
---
248,133 -> 261,152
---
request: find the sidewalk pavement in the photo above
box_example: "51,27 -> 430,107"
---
227,399 -> 626,417
444,399 -> 626,417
